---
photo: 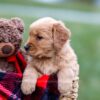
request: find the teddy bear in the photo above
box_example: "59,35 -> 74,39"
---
0,17 -> 26,100
0,17 -> 25,72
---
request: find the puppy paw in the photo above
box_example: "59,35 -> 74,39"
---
59,95 -> 71,100
21,81 -> 36,95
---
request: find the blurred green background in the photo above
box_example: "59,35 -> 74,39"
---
0,0 -> 100,100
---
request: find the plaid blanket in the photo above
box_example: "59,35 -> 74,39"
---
0,52 -> 60,100
0,51 -> 26,100
25,74 -> 60,100
0,72 -> 23,100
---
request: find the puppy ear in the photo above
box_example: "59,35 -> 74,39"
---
11,17 -> 24,34
52,21 -> 71,51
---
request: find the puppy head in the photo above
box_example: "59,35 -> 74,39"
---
25,17 -> 71,58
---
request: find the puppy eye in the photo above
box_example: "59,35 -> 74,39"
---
36,35 -> 43,40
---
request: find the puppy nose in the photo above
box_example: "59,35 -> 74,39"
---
24,44 -> 30,51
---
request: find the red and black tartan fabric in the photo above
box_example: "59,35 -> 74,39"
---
0,51 -> 26,100
0,51 -> 60,100
0,72 -> 23,100
25,74 -> 60,100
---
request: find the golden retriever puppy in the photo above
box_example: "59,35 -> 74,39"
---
21,17 -> 79,100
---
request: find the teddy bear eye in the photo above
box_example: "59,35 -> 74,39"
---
36,35 -> 43,40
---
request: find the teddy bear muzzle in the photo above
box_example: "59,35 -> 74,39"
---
0,43 -> 15,57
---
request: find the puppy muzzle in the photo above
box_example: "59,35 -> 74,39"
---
0,43 -> 15,57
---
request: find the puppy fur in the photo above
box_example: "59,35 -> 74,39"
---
21,17 -> 79,100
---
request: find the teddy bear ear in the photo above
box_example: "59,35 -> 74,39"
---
11,17 -> 24,34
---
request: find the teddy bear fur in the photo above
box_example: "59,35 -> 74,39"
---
0,17 -> 24,72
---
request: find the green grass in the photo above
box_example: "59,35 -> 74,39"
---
0,0 -> 100,12
0,1 -> 100,100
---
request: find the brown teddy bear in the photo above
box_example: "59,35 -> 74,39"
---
0,17 -> 25,72
0,17 -> 26,100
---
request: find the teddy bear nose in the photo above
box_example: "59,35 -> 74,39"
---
24,44 -> 30,51
2,45 -> 13,54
